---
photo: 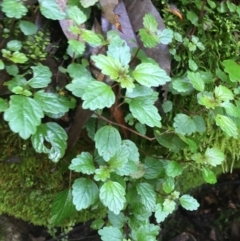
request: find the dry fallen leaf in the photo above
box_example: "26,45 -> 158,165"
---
123,0 -> 171,100
167,4 -> 183,20
99,0 -> 122,31
55,0 -> 79,40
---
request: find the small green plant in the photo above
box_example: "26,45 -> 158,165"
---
1,0 -> 240,240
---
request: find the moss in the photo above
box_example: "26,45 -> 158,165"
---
1,115 -> 240,226
0,122 -> 106,226
177,159 -> 240,194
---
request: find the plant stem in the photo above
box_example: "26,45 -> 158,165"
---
95,113 -> 156,141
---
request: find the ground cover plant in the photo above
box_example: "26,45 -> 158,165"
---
0,0 -> 240,240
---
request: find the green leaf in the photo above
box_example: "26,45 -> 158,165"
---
1,0 -> 28,19
68,39 -> 85,55
121,140 -> 139,163
110,175 -> 126,189
98,226 -> 123,241
50,189 -> 76,226
196,42 -> 205,51
216,68 -> 229,82
91,55 -> 122,80
82,81 -> 115,110
226,1 -> 236,12
66,63 -> 94,97
67,5 -> 87,25
0,98 -> 8,112
173,114 -> 196,135
7,40 -> 22,52
94,126 -> 121,161
178,136 -> 197,153
144,157 -> 164,179
163,199 -> 176,213
19,21 -> 37,35
6,64 -> 18,76
82,30 -> 104,47
132,63 -> 171,87
157,29 -> 173,44
67,44 -> 82,58
199,71 -> 214,83
107,38 -> 131,66
188,42 -> 196,52
66,77 -> 92,98
4,95 -> 43,139
162,100 -> 172,113
155,203 -> 170,223
202,167 -> 217,184
72,178 -> 99,210
197,92 -> 220,109
108,211 -> 126,228
0,60 -> 4,70
67,63 -> 91,79
8,52 -> 28,64
172,77 -> 192,93
116,160 -> 138,176
187,11 -> 198,25
204,147 -> 225,167
5,75 -> 27,92
187,71 -> 205,92
135,122 -> 147,135
221,101 -> 240,118
39,0 -> 66,20
179,194 -> 200,211
207,0 -> 216,8
129,201 -> 151,221
125,89 -> 161,128
214,85 -> 234,102
192,115 -> 206,133
222,59 -> 240,82
139,29 -> 160,48
136,183 -> 156,212
119,74 -> 135,91
100,181 -> 126,214
188,59 -> 198,71
174,32 -> 183,42
31,122 -> 67,162
142,13 -> 158,32
192,152 -> 205,164
28,65 -> 52,88
34,90 -> 75,114
126,84 -> 155,98
155,132 -> 187,152
94,166 -> 111,181
109,146 -> 129,170
163,177 -> 175,193
80,0 -> 98,8
132,224 -> 160,241
91,219 -> 104,230
166,161 -> 182,178
12,86 -> 31,96
69,152 -> 95,174
139,13 -> 160,48
215,114 -> 238,138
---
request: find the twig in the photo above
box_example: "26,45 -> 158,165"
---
129,43 -> 143,66
95,113 -> 156,141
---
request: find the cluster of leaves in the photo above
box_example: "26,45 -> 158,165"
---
162,0 -> 240,74
1,0 -> 240,240
156,0 -> 240,175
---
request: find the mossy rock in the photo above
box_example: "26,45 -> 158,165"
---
1,116 -> 240,226
0,122 -> 106,226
